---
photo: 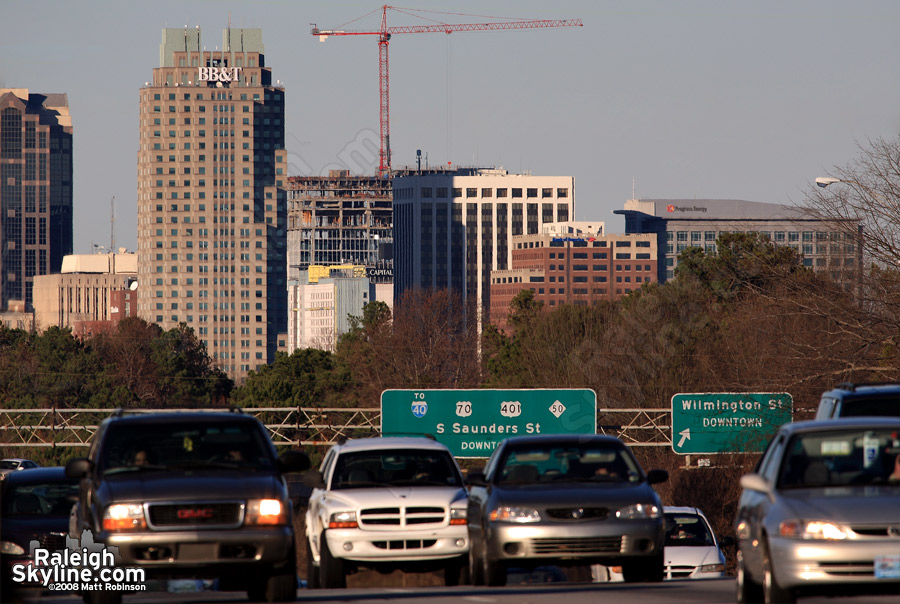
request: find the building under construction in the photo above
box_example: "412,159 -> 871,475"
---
286,170 -> 393,282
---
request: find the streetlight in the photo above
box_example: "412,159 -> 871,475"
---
814,177 -> 865,300
815,177 -> 842,188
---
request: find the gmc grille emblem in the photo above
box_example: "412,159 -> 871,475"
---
177,507 -> 214,519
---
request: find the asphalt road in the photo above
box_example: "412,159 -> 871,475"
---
13,579 -> 900,604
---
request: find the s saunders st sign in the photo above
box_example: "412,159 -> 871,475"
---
381,389 -> 597,458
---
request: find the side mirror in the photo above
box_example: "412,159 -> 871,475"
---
718,535 -> 735,548
65,458 -> 93,479
466,469 -> 487,487
646,469 -> 669,485
739,473 -> 775,502
278,450 -> 311,474
302,470 -> 325,489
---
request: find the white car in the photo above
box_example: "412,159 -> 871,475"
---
304,436 -> 469,588
0,458 -> 39,480
661,506 -> 728,579
594,506 -> 729,581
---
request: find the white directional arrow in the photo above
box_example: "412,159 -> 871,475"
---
677,428 -> 691,449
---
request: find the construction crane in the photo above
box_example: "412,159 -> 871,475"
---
311,5 -> 582,176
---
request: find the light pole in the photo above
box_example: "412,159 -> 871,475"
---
815,176 -> 865,300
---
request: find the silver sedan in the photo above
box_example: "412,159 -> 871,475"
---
466,434 -> 668,586
734,417 -> 900,603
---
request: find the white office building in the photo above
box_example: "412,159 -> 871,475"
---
392,167 -> 575,319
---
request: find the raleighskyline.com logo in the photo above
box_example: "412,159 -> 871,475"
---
10,530 -> 145,593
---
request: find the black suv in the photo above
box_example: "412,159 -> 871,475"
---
815,382 -> 900,419
66,411 -> 309,603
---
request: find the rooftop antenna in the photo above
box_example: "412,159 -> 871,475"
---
110,196 -> 116,251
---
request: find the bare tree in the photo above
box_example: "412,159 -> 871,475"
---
806,134 -> 900,268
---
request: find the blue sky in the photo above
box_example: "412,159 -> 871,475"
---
2,0 -> 899,252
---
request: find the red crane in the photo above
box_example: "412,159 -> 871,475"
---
311,5 -> 582,176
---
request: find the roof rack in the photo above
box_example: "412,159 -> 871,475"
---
837,382 -> 900,392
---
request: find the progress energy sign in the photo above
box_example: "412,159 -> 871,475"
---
381,389 -> 597,457
671,392 -> 792,455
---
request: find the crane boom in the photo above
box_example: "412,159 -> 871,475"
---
311,6 -> 582,175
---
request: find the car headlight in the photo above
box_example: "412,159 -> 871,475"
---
450,508 -> 467,525
1,540 -> 26,555
615,503 -> 660,520
699,563 -> 725,573
328,511 -> 358,529
779,520 -> 850,540
102,504 -> 147,531
489,506 -> 541,523
246,499 -> 288,526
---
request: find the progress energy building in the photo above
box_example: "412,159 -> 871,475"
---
616,199 -> 861,283
137,27 -> 287,379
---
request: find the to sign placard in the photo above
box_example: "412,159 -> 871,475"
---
671,392 -> 792,455
381,389 -> 597,457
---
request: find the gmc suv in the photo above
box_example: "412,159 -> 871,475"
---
815,382 -> 900,419
66,411 -> 309,603
303,436 -> 469,588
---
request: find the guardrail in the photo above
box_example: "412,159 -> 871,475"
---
0,407 -> 672,448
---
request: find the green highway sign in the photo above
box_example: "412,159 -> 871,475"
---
381,389 -> 597,457
671,392 -> 792,455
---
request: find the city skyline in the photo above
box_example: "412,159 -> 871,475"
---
2,0 -> 900,254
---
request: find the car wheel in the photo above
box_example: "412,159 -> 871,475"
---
736,548 -> 763,604
482,539 -> 506,587
259,572 -> 298,602
469,538 -> 485,586
444,554 -> 469,586
249,547 -> 299,602
622,552 -> 664,583
319,531 -> 346,589
83,591 -> 122,604
761,541 -> 795,604
305,538 -> 321,589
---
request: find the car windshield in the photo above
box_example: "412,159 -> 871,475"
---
778,428 -> 900,488
1,460 -> 22,470
99,421 -> 275,474
664,513 -> 715,547
3,481 -> 79,517
497,443 -> 641,484
331,449 -> 461,489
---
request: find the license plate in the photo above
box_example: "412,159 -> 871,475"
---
874,555 -> 900,579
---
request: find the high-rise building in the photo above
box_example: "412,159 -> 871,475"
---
392,167 -> 575,320
137,27 -> 287,379
0,89 -> 73,311
287,265 -> 392,352
286,170 -> 393,280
